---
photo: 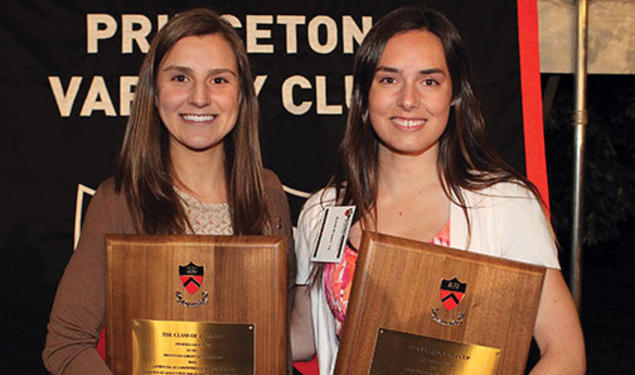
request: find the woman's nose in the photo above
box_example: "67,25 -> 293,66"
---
397,82 -> 420,110
188,81 -> 210,107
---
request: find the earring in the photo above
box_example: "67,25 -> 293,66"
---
361,109 -> 369,124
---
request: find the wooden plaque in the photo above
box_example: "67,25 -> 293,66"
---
105,235 -> 287,375
335,231 -> 546,375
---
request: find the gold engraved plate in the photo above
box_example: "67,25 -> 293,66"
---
369,329 -> 500,375
132,319 -> 254,375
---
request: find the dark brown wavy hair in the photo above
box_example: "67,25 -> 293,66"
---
332,6 -> 543,237
114,8 -> 269,235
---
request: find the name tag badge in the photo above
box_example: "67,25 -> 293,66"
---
311,206 -> 356,263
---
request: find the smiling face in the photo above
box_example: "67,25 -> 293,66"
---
368,29 -> 453,159
156,33 -> 240,154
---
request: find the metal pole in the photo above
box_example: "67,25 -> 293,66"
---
570,0 -> 588,311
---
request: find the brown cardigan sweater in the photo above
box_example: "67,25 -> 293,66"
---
43,169 -> 294,375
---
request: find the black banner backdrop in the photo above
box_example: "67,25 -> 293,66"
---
0,1 -> 545,373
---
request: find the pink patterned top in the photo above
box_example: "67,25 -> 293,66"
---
324,220 -> 451,336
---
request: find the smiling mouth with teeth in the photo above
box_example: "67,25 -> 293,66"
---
181,114 -> 216,122
392,117 -> 427,128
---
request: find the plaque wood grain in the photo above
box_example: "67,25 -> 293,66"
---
334,231 -> 545,375
105,235 -> 287,375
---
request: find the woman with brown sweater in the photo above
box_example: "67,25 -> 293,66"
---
43,8 -> 293,374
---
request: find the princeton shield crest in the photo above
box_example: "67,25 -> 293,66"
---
440,277 -> 466,311
179,262 -> 204,295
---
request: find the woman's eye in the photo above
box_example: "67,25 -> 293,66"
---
171,75 -> 187,82
423,79 -> 439,86
379,76 -> 396,84
213,77 -> 228,84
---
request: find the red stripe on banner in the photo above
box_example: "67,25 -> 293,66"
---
517,0 -> 550,209
97,327 -> 106,360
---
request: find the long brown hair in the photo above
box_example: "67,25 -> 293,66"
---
333,6 -> 543,237
114,8 -> 269,235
